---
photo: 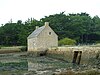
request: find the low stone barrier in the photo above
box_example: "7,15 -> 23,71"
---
47,46 -> 100,64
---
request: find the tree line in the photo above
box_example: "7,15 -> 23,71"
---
0,12 -> 100,46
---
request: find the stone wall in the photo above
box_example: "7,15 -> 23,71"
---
27,24 -> 58,51
47,46 -> 100,64
37,24 -> 58,49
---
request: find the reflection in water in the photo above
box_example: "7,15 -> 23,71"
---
0,59 -> 48,71
28,61 -> 43,71
0,57 -> 72,75
0,59 -> 28,71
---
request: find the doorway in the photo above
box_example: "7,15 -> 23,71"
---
72,51 -> 82,65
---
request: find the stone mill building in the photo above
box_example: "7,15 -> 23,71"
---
27,22 -> 58,51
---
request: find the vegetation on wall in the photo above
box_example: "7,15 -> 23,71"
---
0,12 -> 100,46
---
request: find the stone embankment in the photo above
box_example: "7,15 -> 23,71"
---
47,46 -> 100,64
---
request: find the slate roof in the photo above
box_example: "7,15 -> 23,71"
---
27,26 -> 45,39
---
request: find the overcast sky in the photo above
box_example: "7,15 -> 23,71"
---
0,0 -> 100,25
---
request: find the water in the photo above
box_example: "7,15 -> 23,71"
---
0,54 -> 72,75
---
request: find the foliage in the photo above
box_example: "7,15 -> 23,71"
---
0,12 -> 100,46
58,38 -> 76,46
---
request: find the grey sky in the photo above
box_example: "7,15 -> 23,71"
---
0,0 -> 100,25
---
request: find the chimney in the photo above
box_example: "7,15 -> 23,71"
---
36,26 -> 39,29
45,22 -> 49,26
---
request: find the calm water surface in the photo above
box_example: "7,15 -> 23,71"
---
0,55 -> 72,75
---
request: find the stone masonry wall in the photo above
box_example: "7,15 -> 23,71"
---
47,46 -> 100,64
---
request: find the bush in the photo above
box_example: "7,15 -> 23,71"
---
58,38 -> 76,46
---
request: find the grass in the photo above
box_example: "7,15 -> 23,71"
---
0,46 -> 27,54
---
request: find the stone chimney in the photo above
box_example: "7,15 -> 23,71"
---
45,22 -> 49,26
36,26 -> 39,29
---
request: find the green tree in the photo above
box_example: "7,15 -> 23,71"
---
0,12 -> 100,46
